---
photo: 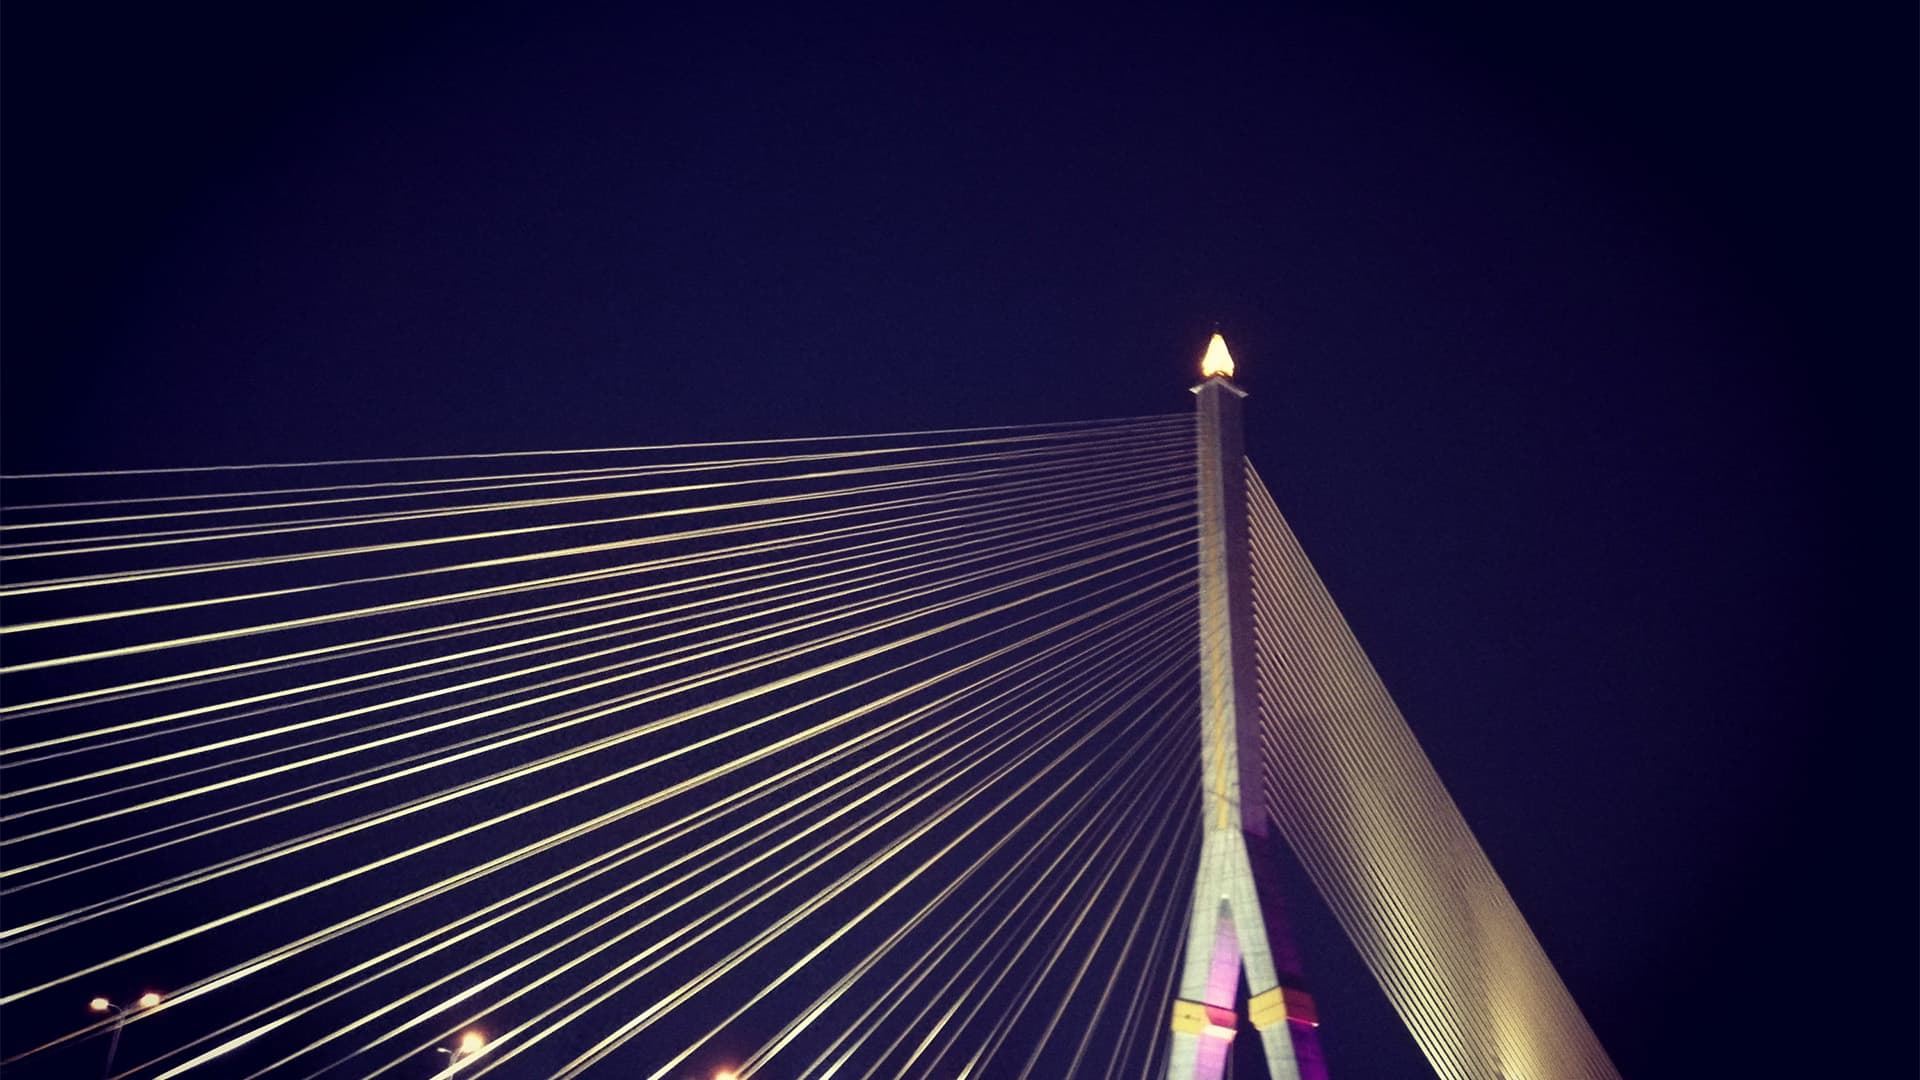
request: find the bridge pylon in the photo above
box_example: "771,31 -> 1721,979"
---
1164,334 -> 1327,1080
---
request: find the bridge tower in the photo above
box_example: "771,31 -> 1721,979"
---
1165,335 -> 1327,1080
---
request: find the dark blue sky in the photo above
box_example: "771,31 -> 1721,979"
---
4,3 -> 1913,1077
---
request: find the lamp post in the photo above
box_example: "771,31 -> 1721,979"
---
88,992 -> 160,1080
435,1029 -> 485,1069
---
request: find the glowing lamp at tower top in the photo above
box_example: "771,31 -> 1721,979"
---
1199,333 -> 1235,378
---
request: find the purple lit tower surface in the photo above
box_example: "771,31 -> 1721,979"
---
1164,335 -> 1328,1080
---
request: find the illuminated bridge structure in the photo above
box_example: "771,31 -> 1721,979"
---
0,340 -> 1618,1079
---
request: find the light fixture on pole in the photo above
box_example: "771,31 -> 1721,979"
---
435,1029 -> 486,1067
88,991 -> 161,1080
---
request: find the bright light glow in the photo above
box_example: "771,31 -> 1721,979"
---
1200,333 -> 1235,378
137,991 -> 162,1008
715,1070 -> 739,1080
459,1030 -> 486,1053
89,996 -> 111,1013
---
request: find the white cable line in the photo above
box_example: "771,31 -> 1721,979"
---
0,417 -> 1205,1068
0,418 -> 1186,524
5,463 -> 1179,743
0,536 -> 1189,996
319,596 -> 1191,1080
0,418 -> 1228,1068
737,735 -> 1185,1078
1093,809 -> 1200,1078
104,591 -> 1183,1080
70,583 -> 1186,1079
1002,747 -> 1197,1080
1,429 -> 1183,561
0,413 -> 1187,479
2,483 -> 1181,818
859,731 -> 1178,1080
752,670 -> 1194,1078
338,594 -> 1187,1080
1,501 -> 1189,868
1135,878 -> 1192,1074
788,702 -> 1194,1078
1012,755 -> 1199,1079
739,645 -> 1195,1072
0,507 -> 1167,883
0,541 -> 1182,960
7,500 -> 1158,814
0,437 -> 1186,596
1245,466 -> 1614,1077
0,443 -> 1186,650
832,734 -> 1191,1080
1247,542 -> 1477,1070
515,651 -> 1185,1080
0,503 -> 1189,899
942,730 -> 1185,1078
1,458 -> 1158,716
854,824 -> 1092,1080
401,572 -> 1198,1076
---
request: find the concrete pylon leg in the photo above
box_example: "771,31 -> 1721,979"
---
1167,831 -> 1307,1080
1167,885 -> 1239,1080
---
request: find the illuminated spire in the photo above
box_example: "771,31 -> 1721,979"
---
1200,333 -> 1236,379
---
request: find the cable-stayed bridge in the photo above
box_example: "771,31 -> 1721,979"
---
0,341 -> 1618,1079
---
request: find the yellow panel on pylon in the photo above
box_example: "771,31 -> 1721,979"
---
1170,999 -> 1237,1039
1249,985 -> 1320,1029
1248,986 -> 1288,1029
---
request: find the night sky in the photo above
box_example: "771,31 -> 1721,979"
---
4,3 -> 1914,1078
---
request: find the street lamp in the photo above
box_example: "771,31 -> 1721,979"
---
88,992 -> 160,1080
435,1029 -> 486,1067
